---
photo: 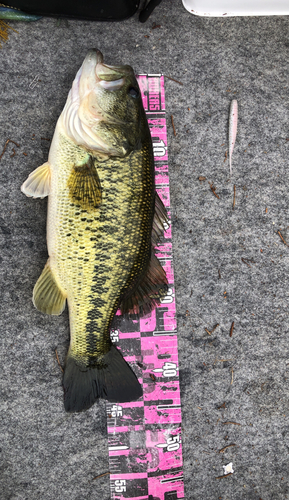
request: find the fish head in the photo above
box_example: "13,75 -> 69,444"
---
61,49 -> 145,157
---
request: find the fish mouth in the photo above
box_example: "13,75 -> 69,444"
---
83,48 -> 104,68
81,48 -> 126,90
78,49 -> 129,123
61,49 -> 135,156
85,48 -> 127,84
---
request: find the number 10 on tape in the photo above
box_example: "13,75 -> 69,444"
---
106,75 -> 184,500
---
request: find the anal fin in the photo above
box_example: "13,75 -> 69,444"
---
21,162 -> 51,198
33,261 -> 66,315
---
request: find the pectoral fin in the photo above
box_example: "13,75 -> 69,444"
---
21,162 -> 51,198
67,156 -> 102,210
33,261 -> 66,315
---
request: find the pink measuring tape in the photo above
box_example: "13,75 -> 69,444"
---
106,75 -> 184,500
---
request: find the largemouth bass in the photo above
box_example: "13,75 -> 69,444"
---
21,49 -> 168,412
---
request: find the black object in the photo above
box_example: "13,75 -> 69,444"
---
3,0 -> 141,21
139,0 -> 163,22
4,0 -> 163,21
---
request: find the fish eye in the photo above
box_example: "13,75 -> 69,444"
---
128,87 -> 139,98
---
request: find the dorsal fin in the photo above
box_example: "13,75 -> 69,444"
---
67,156 -> 102,210
120,191 -> 169,317
151,192 -> 169,246
120,252 -> 168,317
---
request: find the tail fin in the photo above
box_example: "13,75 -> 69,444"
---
63,345 -> 142,412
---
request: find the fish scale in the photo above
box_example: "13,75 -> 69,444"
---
49,132 -> 155,363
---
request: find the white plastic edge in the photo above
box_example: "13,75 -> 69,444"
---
182,0 -> 289,16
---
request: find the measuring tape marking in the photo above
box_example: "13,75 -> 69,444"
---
107,75 -> 184,500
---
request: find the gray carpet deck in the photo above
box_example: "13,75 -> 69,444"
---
1,1 -> 289,499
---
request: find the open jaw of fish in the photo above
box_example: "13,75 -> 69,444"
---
21,49 -> 169,412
